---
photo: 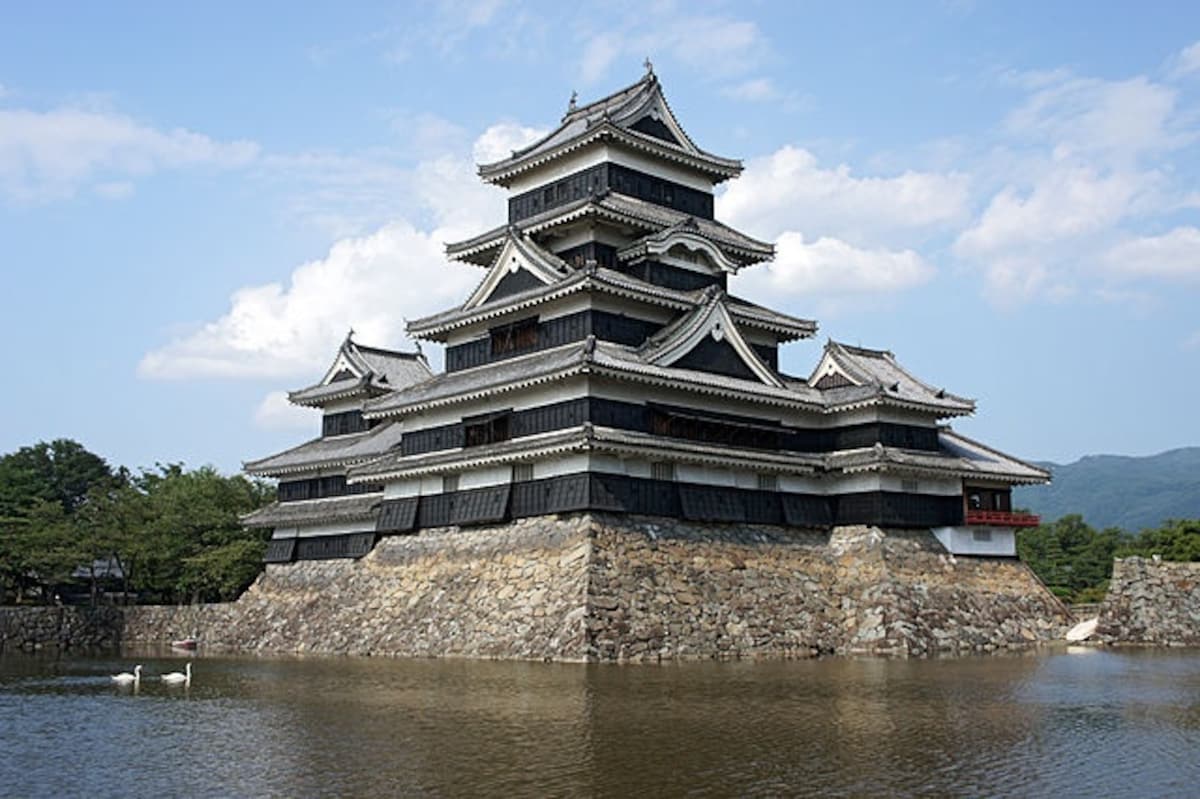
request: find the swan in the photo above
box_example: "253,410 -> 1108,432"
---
161,662 -> 192,686
111,664 -> 143,685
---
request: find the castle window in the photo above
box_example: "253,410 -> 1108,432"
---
757,473 -> 778,491
463,410 -> 512,448
490,317 -> 539,356
973,529 -> 993,542
652,461 -> 676,481
901,479 -> 920,493
512,463 -> 534,483
442,474 -> 460,493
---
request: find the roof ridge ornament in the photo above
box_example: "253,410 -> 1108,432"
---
643,56 -> 654,76
568,90 -> 577,112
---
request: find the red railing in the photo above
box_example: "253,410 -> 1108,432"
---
966,510 -> 1041,528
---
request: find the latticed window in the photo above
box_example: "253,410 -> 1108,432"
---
757,473 -> 778,491
512,463 -> 534,482
651,461 -> 676,481
463,411 -> 511,447
442,474 -> 460,493
489,317 -> 538,356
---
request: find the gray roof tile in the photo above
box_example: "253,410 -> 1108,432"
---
243,421 -> 406,476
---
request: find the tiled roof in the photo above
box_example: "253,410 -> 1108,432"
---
812,341 -> 975,416
363,342 -> 588,417
243,421 -> 406,476
288,335 -> 432,408
241,493 -> 382,528
349,423 -> 825,483
445,192 -> 773,265
406,261 -> 815,341
826,430 -> 1049,485
477,72 -> 741,186
365,334 -> 968,420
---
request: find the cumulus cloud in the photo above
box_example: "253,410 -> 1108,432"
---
138,123 -> 544,383
138,219 -> 478,380
718,145 -> 969,245
254,391 -> 317,431
954,167 -> 1143,257
1104,227 -> 1200,283
0,106 -> 259,203
733,232 -> 934,308
954,67 -> 1195,304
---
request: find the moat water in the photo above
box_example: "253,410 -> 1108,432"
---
2,648 -> 1199,797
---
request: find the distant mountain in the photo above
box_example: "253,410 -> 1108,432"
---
1014,447 -> 1200,532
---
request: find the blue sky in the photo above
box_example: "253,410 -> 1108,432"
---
1,1 -> 1198,474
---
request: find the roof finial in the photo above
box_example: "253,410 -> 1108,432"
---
346,327 -> 355,342
568,90 -> 577,111
643,56 -> 654,75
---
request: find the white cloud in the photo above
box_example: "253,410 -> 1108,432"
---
721,78 -> 779,103
93,181 -> 135,199
138,123 -> 543,382
254,391 -> 317,431
1004,75 -> 1181,161
580,34 -> 622,84
733,232 -> 934,304
138,219 -> 478,380
0,106 -> 259,203
471,121 -> 546,163
1171,40 -> 1200,78
575,12 -> 767,84
1105,227 -> 1200,283
954,167 -> 1142,257
718,145 -> 969,245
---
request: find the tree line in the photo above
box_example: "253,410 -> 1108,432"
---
0,439 -> 274,606
1017,515 -> 1200,603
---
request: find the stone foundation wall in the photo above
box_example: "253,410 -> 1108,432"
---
1098,557 -> 1200,645
117,513 -> 1070,661
124,514 -> 593,659
586,517 -> 1069,659
0,606 -> 124,651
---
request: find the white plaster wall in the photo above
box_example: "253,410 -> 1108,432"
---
932,526 -> 1017,557
272,519 -> 377,539
320,398 -> 363,414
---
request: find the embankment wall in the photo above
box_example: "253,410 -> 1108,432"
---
4,514 -> 1072,660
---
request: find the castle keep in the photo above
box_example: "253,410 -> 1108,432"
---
234,68 -> 1064,660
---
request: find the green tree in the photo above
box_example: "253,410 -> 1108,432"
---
1119,519 -> 1200,562
1017,514 -> 1126,602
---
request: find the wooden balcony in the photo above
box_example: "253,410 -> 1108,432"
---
965,510 -> 1041,528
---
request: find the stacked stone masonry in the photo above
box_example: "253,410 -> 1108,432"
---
1098,557 -> 1200,646
114,514 -> 1071,660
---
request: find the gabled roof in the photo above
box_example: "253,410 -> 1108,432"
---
639,287 -> 785,388
809,341 -> 975,416
617,217 -> 745,274
406,259 -> 815,342
461,228 -> 572,310
445,191 -> 774,266
288,334 -> 432,408
477,69 -> 742,187
243,420 -> 406,477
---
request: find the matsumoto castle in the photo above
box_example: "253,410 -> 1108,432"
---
243,67 -> 1048,563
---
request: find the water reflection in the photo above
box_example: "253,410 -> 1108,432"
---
2,649 -> 1199,797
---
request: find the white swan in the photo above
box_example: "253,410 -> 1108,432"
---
161,662 -> 192,686
111,664 -> 143,685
